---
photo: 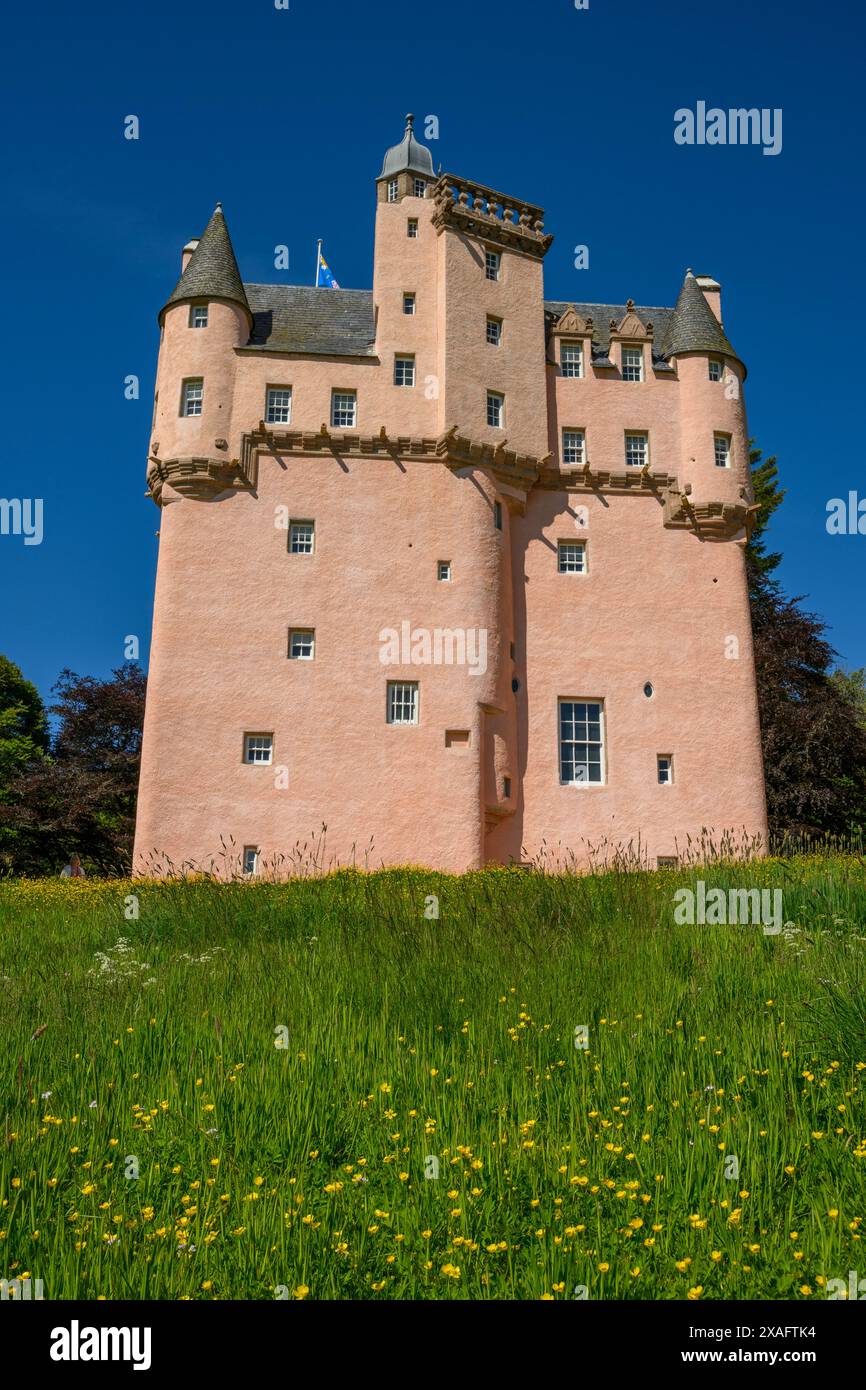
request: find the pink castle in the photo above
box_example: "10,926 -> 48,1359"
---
134,116 -> 767,876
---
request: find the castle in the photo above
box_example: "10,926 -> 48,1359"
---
133,115 -> 768,875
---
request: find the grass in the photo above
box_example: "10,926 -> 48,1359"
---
0,855 -> 864,1301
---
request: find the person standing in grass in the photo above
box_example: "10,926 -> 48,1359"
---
60,854 -> 86,878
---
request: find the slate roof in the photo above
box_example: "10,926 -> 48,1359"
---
161,204 -> 250,322
379,113 -> 435,179
659,270 -> 738,359
244,285 -> 377,356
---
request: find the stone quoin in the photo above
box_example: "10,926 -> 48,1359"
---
133,114 -> 768,875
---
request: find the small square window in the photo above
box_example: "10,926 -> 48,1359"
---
714,433 -> 731,468
407,218 -> 418,238
189,304 -> 208,329
387,178 -> 399,202
622,346 -> 644,382
562,429 -> 585,466
394,355 -> 415,387
387,681 -> 419,725
265,385 -> 292,425
494,500 -> 503,531
557,540 -> 586,574
180,378 -> 203,416
288,629 -> 315,660
625,432 -> 648,467
242,846 -> 259,876
708,359 -> 723,382
437,560 -> 451,581
657,755 -> 673,785
487,391 -> 504,428
243,733 -> 273,764
413,178 -> 426,198
486,317 -> 502,346
331,390 -> 356,428
403,292 -> 416,315
289,520 -> 314,555
561,342 -> 583,378
485,250 -> 500,282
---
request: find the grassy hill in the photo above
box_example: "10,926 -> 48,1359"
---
1,856 -> 864,1300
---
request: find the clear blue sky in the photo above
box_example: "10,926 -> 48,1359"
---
2,0 -> 863,706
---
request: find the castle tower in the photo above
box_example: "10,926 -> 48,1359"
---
133,118 -> 767,877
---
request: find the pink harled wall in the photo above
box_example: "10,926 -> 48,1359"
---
134,171 -> 767,876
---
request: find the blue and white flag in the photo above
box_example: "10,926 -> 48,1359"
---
316,249 -> 340,288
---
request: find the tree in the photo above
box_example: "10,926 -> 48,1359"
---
0,665 -> 146,874
0,656 -> 50,863
747,446 -> 866,839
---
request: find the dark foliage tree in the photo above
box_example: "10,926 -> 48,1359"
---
0,665 -> 146,874
747,446 -> 866,838
0,656 -> 50,862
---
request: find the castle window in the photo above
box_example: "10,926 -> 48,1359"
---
189,304 -> 208,329
562,429 -> 585,466
559,700 -> 605,785
486,316 -> 502,346
387,178 -> 399,202
413,178 -> 427,198
714,433 -> 731,468
487,391 -> 504,428
708,359 -> 723,382
288,629 -> 315,660
557,540 -> 586,574
437,560 -> 452,581
387,681 -> 419,725
657,855 -> 678,869
657,755 -> 673,785
561,341 -> 584,378
243,734 -> 273,765
407,218 -> 419,238
242,846 -> 259,876
485,250 -> 500,282
331,390 -> 357,428
494,500 -> 503,531
289,520 -> 314,555
403,292 -> 416,315
180,378 -> 203,416
394,355 -> 416,387
625,431 -> 648,467
622,346 -> 644,382
503,777 -> 512,799
265,386 -> 292,424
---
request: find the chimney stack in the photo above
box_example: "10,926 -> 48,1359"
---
182,238 -> 200,271
695,274 -> 722,323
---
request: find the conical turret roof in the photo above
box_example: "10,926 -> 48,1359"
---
160,203 -> 251,322
378,113 -> 434,179
661,269 -> 739,362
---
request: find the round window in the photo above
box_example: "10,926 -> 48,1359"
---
643,682 -> 654,698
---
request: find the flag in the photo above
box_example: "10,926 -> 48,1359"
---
317,250 -> 340,289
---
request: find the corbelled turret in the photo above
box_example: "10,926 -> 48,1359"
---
160,203 -> 251,328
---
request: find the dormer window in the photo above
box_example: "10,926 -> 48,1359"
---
189,304 -> 208,329
413,178 -> 427,197
561,342 -> 584,378
387,178 -> 399,202
622,346 -> 644,382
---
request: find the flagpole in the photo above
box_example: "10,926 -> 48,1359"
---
315,238 -> 322,288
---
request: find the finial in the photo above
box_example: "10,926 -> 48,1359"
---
215,201 -> 223,212
405,113 -> 414,132
685,267 -> 694,277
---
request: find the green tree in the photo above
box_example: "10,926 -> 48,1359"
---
0,655 -> 50,864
